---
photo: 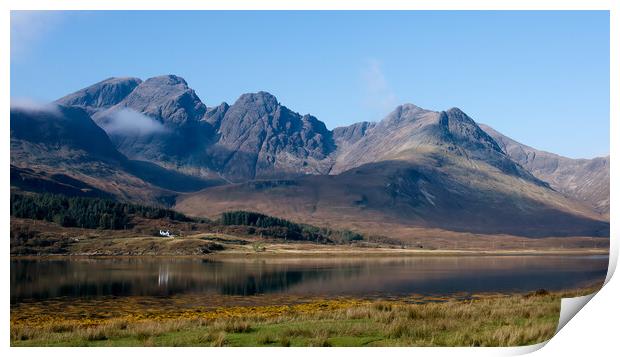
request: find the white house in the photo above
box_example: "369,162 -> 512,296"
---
159,230 -> 174,238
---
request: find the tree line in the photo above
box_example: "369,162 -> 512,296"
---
10,192 -> 193,230
220,210 -> 364,243
221,211 -> 301,230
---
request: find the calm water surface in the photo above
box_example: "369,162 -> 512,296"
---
11,255 -> 608,304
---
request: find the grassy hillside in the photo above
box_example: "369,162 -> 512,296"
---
176,158 -> 610,239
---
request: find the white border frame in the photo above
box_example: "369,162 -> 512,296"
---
2,1 -> 617,356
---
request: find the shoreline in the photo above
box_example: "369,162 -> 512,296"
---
10,246 -> 610,259
209,247 -> 609,258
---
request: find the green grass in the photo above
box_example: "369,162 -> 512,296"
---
11,287 -> 598,347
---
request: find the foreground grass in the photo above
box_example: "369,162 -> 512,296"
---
11,288 -> 597,347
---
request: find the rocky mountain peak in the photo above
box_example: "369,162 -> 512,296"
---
445,107 -> 466,116
202,91 -> 335,180
142,74 -> 188,87
55,77 -> 142,114
381,103 -> 432,127
102,74 -> 207,125
439,108 -> 504,154
233,91 -> 280,114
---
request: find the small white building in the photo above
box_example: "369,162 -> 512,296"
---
159,230 -> 174,238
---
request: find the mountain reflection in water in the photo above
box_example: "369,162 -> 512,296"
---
11,255 -> 608,303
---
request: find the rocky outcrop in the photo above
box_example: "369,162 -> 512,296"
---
332,121 -> 376,147
204,91 -> 336,180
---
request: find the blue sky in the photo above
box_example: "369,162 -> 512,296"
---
11,11 -> 609,159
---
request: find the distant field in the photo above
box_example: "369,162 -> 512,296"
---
11,287 -> 598,347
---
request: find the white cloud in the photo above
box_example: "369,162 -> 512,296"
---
361,59 -> 398,114
11,11 -> 64,59
101,109 -> 168,136
10,97 -> 61,115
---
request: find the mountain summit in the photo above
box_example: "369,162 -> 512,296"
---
56,77 -> 142,114
203,91 -> 335,180
330,103 -> 542,186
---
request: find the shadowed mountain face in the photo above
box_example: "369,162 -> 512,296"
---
10,105 -> 222,204
10,74 -> 608,239
10,165 -> 114,199
10,105 -> 124,162
480,124 -> 610,216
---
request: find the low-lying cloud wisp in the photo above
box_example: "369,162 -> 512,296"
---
10,97 -> 62,115
101,109 -> 168,136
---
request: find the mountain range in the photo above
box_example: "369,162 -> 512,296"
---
11,74 -> 610,240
